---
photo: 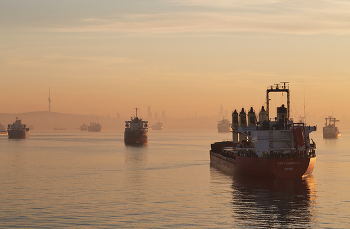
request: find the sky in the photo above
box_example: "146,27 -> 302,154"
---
1,0 -> 350,126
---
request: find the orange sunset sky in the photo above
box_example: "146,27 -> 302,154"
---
1,0 -> 350,127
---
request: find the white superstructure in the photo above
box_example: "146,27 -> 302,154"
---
233,82 -> 316,158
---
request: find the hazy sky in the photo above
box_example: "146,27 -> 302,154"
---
1,0 -> 350,122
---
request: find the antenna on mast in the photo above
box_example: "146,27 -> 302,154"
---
135,108 -> 138,117
48,87 -> 51,112
304,91 -> 306,125
301,92 -> 309,125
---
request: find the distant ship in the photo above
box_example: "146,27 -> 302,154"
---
124,108 -> 148,145
54,127 -> 67,130
80,123 -> 88,131
217,118 -> 231,133
323,116 -> 340,139
7,118 -> 30,139
151,121 -> 163,130
0,122 -> 7,135
88,121 -> 101,132
210,82 -> 317,178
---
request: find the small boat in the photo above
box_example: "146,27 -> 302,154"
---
151,121 -> 163,130
124,108 -> 148,145
323,116 -> 340,139
54,127 -> 67,130
210,82 -> 317,178
7,117 -> 30,139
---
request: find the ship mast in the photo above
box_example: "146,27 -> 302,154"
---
325,116 -> 339,127
304,93 -> 306,125
266,82 -> 290,120
48,87 -> 51,112
135,108 -> 139,118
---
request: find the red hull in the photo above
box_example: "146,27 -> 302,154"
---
210,151 -> 316,178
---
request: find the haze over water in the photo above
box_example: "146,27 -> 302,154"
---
1,0 -> 350,126
2,1 -> 350,228
1,129 -> 350,228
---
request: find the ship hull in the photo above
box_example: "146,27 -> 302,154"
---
8,130 -> 29,139
323,126 -> 340,139
217,127 -> 230,133
152,127 -> 163,130
323,132 -> 341,139
124,130 -> 148,145
210,151 -> 316,178
88,127 -> 101,132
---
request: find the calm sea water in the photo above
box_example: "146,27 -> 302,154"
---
1,129 -> 350,228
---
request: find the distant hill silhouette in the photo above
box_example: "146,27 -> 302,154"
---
0,111 -> 123,131
0,111 -> 228,131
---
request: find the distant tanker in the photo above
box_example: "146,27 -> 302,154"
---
88,121 -> 101,132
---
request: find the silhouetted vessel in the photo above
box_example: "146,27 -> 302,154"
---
0,122 -> 7,135
151,121 -> 163,130
124,108 -> 148,145
210,82 -> 317,178
323,116 -> 340,139
54,127 -> 67,130
88,121 -> 101,132
217,118 -> 231,133
7,118 -> 30,139
80,123 -> 88,131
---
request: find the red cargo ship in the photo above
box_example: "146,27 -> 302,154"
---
210,82 -> 317,178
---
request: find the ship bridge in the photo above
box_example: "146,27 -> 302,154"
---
266,82 -> 290,120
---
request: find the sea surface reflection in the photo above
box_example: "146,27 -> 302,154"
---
211,165 -> 317,228
4,130 -> 350,227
